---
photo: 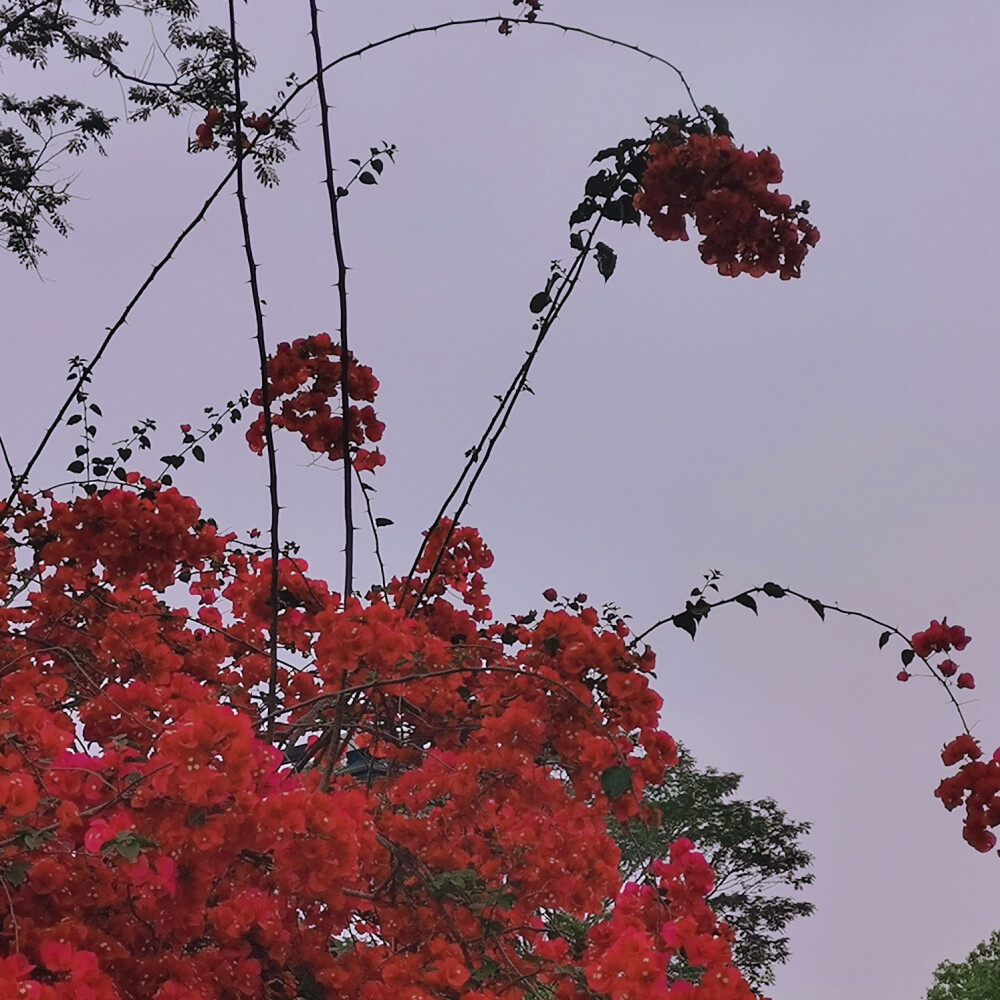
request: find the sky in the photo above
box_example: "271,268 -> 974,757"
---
2,2 -> 1000,997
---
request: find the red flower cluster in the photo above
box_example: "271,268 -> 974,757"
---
936,735 -> 1000,853
195,107 -> 272,150
246,333 -> 386,471
390,518 -> 495,621
911,618 -> 971,658
195,107 -> 222,150
583,838 -> 757,1000
634,134 -> 820,279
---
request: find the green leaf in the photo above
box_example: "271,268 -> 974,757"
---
371,158 -> 383,174
601,765 -> 633,800
878,630 -> 891,649
67,413 -> 83,425
594,241 -> 617,281
734,592 -> 758,615
529,291 -> 551,314
292,964 -> 327,1000
762,582 -> 786,599
192,445 -> 205,462
374,517 -> 393,527
569,231 -> 584,251
67,460 -> 85,473
807,599 -> 825,620
359,171 -> 376,185
2,860 -> 29,887
901,648 -> 915,666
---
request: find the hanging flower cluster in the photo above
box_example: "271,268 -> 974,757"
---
634,134 -> 820,279
936,736 -> 1000,853
246,332 -> 386,470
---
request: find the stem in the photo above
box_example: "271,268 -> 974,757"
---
228,0 -> 282,741
1,165 -> 234,519
308,0 -> 355,599
403,157 -> 633,611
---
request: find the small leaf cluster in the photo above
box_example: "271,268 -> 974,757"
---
337,142 -> 397,197
157,392 -> 250,486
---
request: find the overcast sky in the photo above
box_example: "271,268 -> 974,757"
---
3,3 -> 999,998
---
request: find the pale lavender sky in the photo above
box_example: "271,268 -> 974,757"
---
2,3 -> 999,998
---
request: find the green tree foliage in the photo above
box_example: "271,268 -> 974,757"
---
611,745 -> 815,991
925,930 -> 1000,1000
0,0 -> 295,266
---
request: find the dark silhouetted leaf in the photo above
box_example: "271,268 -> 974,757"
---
529,291 -> 550,314
595,242 -> 616,281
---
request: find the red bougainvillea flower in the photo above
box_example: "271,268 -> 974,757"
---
634,133 -> 820,279
194,107 -> 223,149
957,672 -> 976,690
941,734 -> 983,767
911,618 -> 971,658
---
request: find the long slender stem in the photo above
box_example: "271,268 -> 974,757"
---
403,145 -> 636,609
228,0 -> 282,741
308,0 -> 355,599
1,166 -> 233,517
406,230 -> 597,612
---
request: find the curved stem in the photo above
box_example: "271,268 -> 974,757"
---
635,583 -> 974,735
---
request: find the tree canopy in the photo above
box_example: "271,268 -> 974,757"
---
925,931 -> 1000,1000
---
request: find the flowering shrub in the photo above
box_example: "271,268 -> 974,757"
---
0,469 -> 769,999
